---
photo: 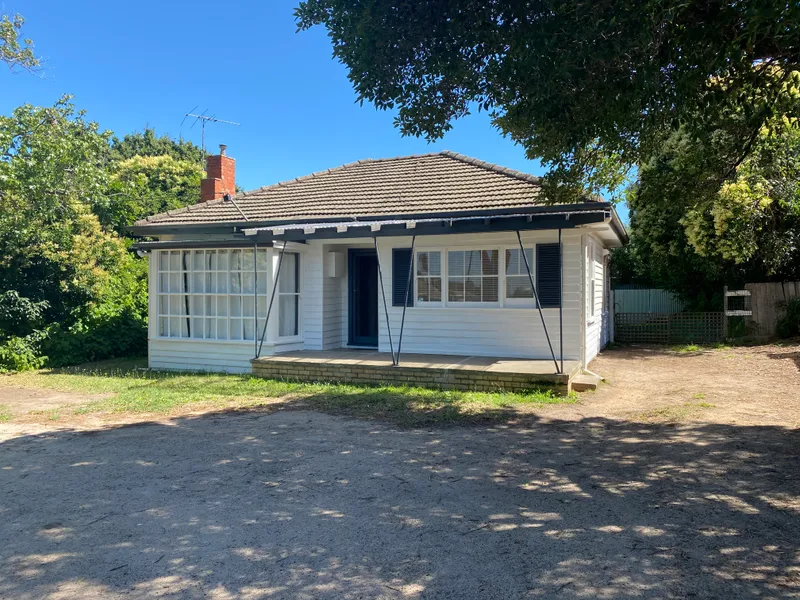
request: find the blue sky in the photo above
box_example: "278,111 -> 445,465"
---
3,0 -> 628,219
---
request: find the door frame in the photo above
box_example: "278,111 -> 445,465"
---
347,248 -> 379,347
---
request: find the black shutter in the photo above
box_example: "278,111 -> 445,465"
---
536,243 -> 561,308
392,248 -> 414,307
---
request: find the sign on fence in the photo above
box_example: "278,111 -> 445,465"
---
614,312 -> 725,344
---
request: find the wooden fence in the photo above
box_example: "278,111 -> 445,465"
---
614,312 -> 725,344
744,281 -> 800,338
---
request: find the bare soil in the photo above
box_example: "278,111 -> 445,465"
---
0,345 -> 798,599
0,386 -> 108,417
582,343 -> 800,427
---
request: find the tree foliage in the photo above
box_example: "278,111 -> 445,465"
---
612,71 -> 800,306
110,127 -> 204,164
0,97 -> 121,321
98,154 -> 203,234
0,97 -> 150,369
97,128 -> 206,233
0,13 -> 39,72
296,0 -> 800,199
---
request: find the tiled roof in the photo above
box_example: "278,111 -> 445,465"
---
133,151 -> 574,229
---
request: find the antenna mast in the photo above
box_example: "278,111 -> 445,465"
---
183,111 -> 240,161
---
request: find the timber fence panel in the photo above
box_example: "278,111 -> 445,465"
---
745,282 -> 800,338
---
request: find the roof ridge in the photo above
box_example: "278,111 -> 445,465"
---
438,150 -> 542,185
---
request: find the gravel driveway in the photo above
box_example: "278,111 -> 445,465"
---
1,408 -> 798,599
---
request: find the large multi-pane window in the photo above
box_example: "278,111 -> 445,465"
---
413,246 -> 557,307
156,249 -> 300,341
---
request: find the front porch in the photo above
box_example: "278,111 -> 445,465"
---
251,349 -> 581,394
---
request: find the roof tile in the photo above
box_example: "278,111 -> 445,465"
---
133,150 -> 569,228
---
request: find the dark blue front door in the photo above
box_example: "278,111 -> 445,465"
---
348,249 -> 379,347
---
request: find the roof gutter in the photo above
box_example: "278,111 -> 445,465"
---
126,202 -> 612,237
129,239 -> 272,251
242,209 -> 614,242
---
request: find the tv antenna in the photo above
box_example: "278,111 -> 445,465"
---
181,107 -> 240,159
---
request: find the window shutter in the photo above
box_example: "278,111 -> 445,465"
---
392,248 -> 414,307
536,243 -> 561,308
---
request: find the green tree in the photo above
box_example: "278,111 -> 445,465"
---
0,96 -> 121,322
614,73 -> 800,306
97,154 -> 203,234
110,127 -> 204,164
296,0 -> 799,199
0,97 -> 148,369
1,13 -> 39,72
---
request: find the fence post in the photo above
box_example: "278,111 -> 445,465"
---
723,285 -> 729,340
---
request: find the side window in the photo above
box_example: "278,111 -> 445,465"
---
415,251 -> 442,302
505,248 -> 534,299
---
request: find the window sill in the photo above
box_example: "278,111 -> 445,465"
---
402,305 -> 562,311
151,337 -> 257,345
151,336 -> 305,346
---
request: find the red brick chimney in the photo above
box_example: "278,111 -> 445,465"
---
200,144 -> 236,202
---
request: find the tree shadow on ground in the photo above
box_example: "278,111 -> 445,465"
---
1,408 -> 798,599
768,350 -> 800,372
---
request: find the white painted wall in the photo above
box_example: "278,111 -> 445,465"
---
146,228 -> 616,372
149,339 -> 260,373
372,230 -> 584,361
321,244 -> 346,349
302,244 -> 324,350
583,234 -> 606,364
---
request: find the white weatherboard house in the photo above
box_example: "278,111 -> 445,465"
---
131,148 -> 627,392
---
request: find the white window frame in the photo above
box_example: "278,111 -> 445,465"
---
504,247 -> 536,307
154,248 -> 272,343
414,250 -> 444,306
412,244 -> 543,309
445,248 -> 501,307
277,252 -> 302,339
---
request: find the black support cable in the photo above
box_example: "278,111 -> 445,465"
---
559,228 -> 564,374
374,236 -> 396,365
395,235 -> 416,366
516,230 -> 561,373
256,243 -> 287,359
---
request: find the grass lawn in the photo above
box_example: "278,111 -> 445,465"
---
0,357 -> 576,427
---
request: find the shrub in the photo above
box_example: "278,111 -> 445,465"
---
42,255 -> 148,367
0,291 -> 48,338
0,331 -> 47,373
776,298 -> 800,339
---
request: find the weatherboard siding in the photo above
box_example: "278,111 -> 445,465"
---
148,339 -> 258,373
145,229 -> 606,373
584,234 -> 606,364
374,230 -> 584,361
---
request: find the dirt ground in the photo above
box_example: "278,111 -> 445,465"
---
0,386 -> 107,417
0,345 -> 798,599
582,343 -> 800,427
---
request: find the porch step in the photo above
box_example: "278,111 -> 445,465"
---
572,373 -> 602,392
